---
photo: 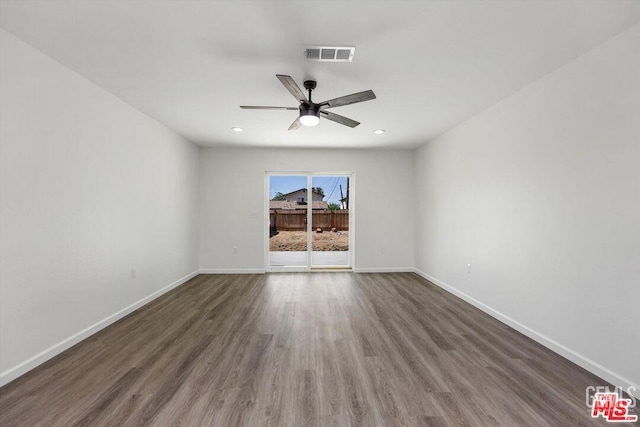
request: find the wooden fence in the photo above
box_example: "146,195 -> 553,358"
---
270,209 -> 349,231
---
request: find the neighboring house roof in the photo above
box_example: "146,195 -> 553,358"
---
282,187 -> 324,197
270,201 -> 328,210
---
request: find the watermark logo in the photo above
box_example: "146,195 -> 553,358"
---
586,387 -> 638,423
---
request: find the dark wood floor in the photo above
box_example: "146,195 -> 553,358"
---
0,273 -> 630,426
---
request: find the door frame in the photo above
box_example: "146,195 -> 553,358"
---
264,171 -> 355,272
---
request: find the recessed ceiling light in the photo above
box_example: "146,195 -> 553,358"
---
231,127 -> 243,132
374,129 -> 385,134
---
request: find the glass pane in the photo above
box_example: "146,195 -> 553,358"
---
311,175 -> 350,267
269,175 -> 309,268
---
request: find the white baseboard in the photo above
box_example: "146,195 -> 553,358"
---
198,268 -> 265,274
353,267 -> 415,273
188,267 -> 418,275
413,269 -> 639,400
5,268 -> 636,400
0,270 -> 199,388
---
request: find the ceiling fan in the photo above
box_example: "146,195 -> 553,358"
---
240,75 -> 376,130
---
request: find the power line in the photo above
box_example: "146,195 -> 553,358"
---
326,177 -> 340,201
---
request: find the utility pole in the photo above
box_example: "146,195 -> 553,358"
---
346,177 -> 350,210
339,185 -> 345,209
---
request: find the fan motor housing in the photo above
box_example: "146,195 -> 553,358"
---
299,104 -> 320,117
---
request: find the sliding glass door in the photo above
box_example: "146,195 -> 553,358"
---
310,175 -> 350,268
266,172 -> 352,272
267,174 -> 310,270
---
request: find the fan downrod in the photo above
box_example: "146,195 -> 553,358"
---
303,80 -> 317,102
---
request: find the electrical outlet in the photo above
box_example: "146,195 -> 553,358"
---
131,268 -> 137,279
381,247 -> 385,254
233,247 -> 238,255
467,264 -> 471,274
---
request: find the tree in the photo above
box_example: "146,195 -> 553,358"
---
312,187 -> 325,196
327,202 -> 340,211
271,192 -> 286,201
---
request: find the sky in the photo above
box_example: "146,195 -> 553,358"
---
269,175 -> 348,206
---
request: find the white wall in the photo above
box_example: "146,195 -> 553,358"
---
414,24 -> 640,392
198,148 -> 414,272
0,30 -> 200,385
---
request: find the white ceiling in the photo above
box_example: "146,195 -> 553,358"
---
1,1 -> 639,149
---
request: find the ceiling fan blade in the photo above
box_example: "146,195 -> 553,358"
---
276,75 -> 308,103
288,117 -> 302,130
320,111 -> 360,128
240,106 -> 298,110
318,90 -> 376,109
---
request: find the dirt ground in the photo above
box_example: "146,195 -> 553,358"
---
269,230 -> 349,251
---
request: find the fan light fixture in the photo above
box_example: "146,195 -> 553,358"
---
300,114 -> 320,127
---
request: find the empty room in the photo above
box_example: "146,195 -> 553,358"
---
1,1 -> 638,426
